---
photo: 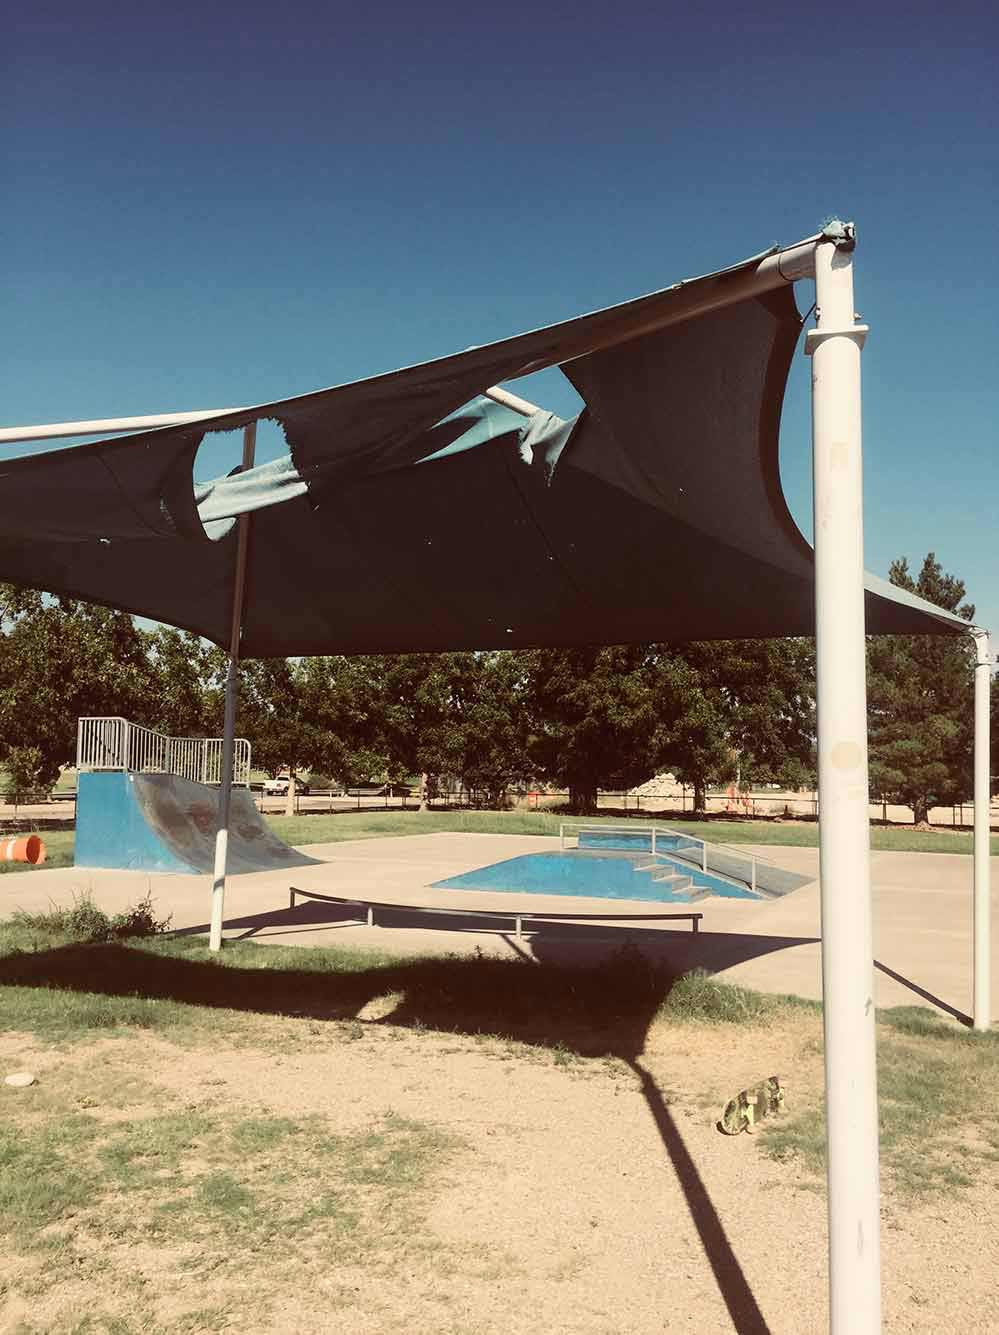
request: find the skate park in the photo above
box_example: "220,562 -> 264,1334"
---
9,710 -> 996,1028
0,223 -> 994,1335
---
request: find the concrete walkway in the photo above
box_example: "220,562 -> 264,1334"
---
4,832 -> 996,1024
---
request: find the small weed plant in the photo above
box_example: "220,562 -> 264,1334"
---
11,892 -> 171,945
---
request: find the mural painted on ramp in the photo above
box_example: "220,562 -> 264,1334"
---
75,771 -> 318,875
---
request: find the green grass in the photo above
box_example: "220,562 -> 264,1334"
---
0,1080 -> 454,1329
267,808 -> 999,856
1,915 -> 995,1234
0,808 -> 993,879
659,969 -> 818,1025
0,924 -> 807,1056
0,827 -> 74,873
761,1007 -> 999,1198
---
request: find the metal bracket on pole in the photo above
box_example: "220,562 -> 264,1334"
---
971,627 -> 993,1032
804,325 -> 869,355
819,219 -> 857,251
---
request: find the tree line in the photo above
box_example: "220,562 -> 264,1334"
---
0,553 -> 992,821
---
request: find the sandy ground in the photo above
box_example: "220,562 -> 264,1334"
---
1,1014 -> 995,1335
3,834 -> 998,1332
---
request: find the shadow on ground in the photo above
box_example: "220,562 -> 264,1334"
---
2,893 -> 977,1334
1,906 -> 825,1334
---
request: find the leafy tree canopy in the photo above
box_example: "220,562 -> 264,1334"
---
867,553 -> 975,823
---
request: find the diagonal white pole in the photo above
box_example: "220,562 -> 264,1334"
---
972,628 -> 993,1031
0,385 -> 542,445
208,422 -> 257,952
806,223 -> 881,1333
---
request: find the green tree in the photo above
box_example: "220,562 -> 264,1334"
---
651,651 -> 734,812
336,652 -> 528,807
3,746 -> 44,806
867,554 -> 975,824
295,655 -> 391,785
145,627 -> 220,738
233,657 -> 319,813
657,639 -> 816,808
451,653 -> 529,805
0,585 -> 155,787
522,646 -> 665,812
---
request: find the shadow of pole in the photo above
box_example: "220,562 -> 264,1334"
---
874,959 -> 971,1027
628,1058 -> 773,1335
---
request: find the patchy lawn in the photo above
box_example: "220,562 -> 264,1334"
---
0,924 -> 997,1333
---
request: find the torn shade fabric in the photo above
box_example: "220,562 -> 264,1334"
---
0,252 -> 968,656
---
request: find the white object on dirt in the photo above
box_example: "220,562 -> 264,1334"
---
4,1072 -> 37,1088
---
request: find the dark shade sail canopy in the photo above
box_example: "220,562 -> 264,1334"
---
0,240 -> 968,655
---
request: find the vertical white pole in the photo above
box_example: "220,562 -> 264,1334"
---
208,423 -> 257,953
806,223 -> 881,1333
972,629 -> 993,1032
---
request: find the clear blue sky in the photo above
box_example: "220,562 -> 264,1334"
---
4,0 -> 997,635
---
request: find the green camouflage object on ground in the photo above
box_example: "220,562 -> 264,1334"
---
719,1075 -> 784,1135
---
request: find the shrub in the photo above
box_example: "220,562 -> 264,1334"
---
11,893 -> 171,944
63,896 -> 114,942
110,894 -> 172,939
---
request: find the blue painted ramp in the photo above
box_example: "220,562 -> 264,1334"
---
76,771 -> 318,875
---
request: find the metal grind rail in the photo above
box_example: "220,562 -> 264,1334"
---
558,820 -> 788,897
288,886 -> 703,940
76,716 -> 251,787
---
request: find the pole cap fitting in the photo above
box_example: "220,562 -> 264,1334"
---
819,219 -> 857,251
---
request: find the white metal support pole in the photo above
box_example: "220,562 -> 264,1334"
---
806,222 -> 881,1333
972,629 -> 993,1032
208,423 -> 257,953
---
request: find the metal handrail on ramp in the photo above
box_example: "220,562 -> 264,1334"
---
558,820 -> 799,899
76,716 -> 251,787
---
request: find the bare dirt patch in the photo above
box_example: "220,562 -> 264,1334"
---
2,1010 -> 997,1335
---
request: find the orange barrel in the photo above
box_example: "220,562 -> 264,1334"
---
2,835 -> 46,865
528,791 -> 539,808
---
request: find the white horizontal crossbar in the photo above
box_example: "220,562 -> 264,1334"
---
0,232 -> 828,448
0,385 -> 541,446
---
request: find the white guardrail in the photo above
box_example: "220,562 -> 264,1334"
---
558,820 -> 797,898
76,717 -> 251,787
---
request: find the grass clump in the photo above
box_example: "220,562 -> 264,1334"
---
0,1058 -> 457,1333
9,892 -> 171,946
761,1006 -> 999,1198
660,969 -> 817,1026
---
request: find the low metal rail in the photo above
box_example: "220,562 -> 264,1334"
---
288,886 -> 702,941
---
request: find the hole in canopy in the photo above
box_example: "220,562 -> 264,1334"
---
493,367 -> 584,420
193,419 -> 291,485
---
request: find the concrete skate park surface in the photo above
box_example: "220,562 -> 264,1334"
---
5,832 -> 996,1025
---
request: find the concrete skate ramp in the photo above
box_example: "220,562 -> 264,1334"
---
76,771 -> 319,875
